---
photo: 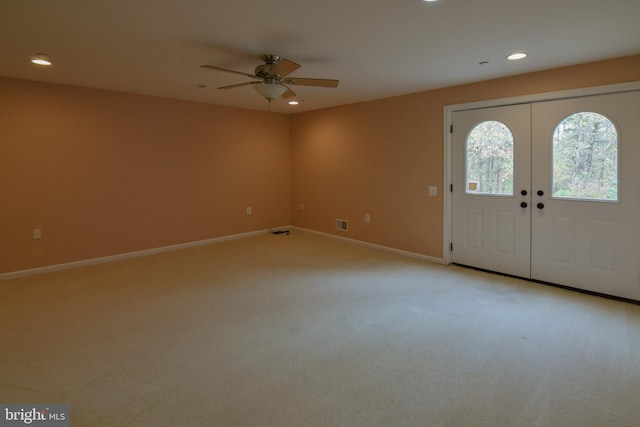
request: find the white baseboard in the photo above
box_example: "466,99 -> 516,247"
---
291,226 -> 446,265
0,229 -> 271,281
2,226 -> 445,280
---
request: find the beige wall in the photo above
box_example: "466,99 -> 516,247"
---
290,55 -> 640,258
0,78 -> 291,273
2,55 -> 639,274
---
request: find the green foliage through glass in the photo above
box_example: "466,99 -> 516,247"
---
466,121 -> 514,195
552,112 -> 618,201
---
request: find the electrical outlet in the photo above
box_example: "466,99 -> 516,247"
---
33,228 -> 42,239
246,207 -> 252,215
428,186 -> 438,196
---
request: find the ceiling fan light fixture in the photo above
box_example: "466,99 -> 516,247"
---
254,81 -> 287,101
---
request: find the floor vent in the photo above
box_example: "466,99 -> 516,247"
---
336,219 -> 348,231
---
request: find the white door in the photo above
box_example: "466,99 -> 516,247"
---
531,92 -> 640,301
452,104 -> 532,278
452,91 -> 640,301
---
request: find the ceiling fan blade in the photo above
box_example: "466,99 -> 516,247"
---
282,85 -> 297,99
201,65 -> 256,79
282,77 -> 339,88
268,59 -> 301,78
218,81 -> 262,90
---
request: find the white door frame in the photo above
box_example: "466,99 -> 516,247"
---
442,81 -> 640,265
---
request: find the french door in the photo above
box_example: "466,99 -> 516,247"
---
452,91 -> 640,301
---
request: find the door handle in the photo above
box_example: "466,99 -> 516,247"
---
537,202 -> 545,209
520,202 -> 528,208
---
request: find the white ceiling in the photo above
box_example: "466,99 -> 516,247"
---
1,0 -> 639,114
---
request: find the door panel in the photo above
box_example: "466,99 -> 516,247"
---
531,91 -> 640,300
452,104 -> 531,278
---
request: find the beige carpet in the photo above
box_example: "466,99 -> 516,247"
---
1,231 -> 639,426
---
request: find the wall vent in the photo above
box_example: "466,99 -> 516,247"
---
335,219 -> 349,231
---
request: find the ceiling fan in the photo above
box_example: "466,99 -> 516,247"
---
201,54 -> 339,102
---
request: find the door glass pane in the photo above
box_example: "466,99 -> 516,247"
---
466,120 -> 514,195
552,112 -> 618,201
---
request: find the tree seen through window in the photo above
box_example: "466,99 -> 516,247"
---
466,120 -> 514,195
552,112 -> 618,201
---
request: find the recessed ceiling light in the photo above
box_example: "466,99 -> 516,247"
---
288,101 -> 299,105
31,53 -> 52,66
507,52 -> 527,60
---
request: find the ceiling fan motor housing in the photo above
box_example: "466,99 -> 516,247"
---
255,54 -> 281,78
255,63 -> 276,78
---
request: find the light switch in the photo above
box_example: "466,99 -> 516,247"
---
428,186 -> 438,196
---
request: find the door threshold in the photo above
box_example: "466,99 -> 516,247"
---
453,263 -> 639,305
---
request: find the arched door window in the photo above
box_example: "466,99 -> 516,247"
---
552,112 -> 618,201
466,120 -> 514,195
